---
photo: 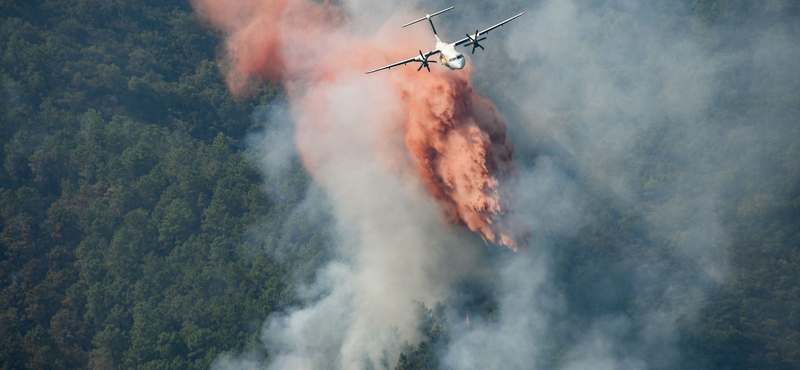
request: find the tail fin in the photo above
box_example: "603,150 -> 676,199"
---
402,6 -> 454,36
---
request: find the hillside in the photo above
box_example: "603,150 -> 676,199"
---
1,1 -> 799,369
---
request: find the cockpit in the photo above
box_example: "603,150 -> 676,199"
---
446,54 -> 466,69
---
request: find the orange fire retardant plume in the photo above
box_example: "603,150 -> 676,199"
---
192,0 -> 530,251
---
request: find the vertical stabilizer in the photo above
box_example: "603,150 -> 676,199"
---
402,6 -> 454,42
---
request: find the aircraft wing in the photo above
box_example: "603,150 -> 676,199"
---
454,12 -> 525,47
365,50 -> 440,74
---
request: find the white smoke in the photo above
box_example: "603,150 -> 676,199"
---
213,0 -> 798,369
222,68 -> 489,370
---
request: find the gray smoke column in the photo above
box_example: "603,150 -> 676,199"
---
220,80 -> 489,368
193,0 -> 513,367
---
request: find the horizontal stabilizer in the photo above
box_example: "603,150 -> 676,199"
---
402,6 -> 455,28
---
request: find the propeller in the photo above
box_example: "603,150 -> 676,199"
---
415,50 -> 436,72
465,30 -> 486,54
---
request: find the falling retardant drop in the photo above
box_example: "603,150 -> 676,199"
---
192,0 -> 530,251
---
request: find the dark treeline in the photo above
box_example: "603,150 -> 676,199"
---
1,1 -> 327,369
1,1 -> 799,370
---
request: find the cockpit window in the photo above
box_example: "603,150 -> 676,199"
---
457,55 -> 464,59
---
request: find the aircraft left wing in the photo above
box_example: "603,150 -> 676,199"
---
454,12 -> 525,47
365,50 -> 440,74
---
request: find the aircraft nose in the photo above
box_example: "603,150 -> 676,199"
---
456,58 -> 466,69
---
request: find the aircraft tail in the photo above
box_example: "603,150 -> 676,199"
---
402,6 -> 454,37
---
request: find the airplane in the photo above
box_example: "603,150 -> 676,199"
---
365,6 -> 525,74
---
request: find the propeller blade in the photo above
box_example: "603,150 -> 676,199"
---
467,30 -> 486,54
414,50 -> 437,72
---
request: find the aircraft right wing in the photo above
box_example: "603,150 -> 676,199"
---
365,49 -> 440,74
453,12 -> 525,47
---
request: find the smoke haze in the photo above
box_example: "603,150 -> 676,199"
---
194,0 -> 799,369
441,0 -> 797,369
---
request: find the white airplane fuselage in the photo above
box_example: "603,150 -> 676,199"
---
365,7 -> 524,75
435,36 -> 466,70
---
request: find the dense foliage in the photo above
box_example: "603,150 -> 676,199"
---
1,1 -> 798,370
0,1 -> 327,369
396,303 -> 451,370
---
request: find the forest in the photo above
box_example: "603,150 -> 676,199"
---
1,0 -> 798,369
